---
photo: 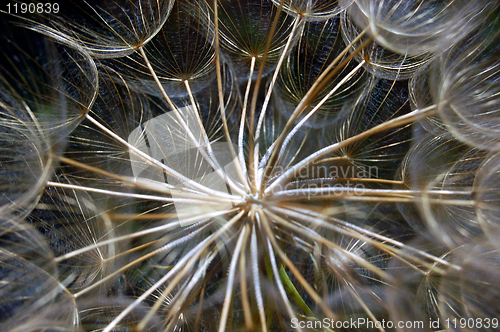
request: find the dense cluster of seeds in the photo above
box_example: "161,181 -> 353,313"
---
1,1 -> 500,331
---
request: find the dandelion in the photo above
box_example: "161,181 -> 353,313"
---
1,1 -> 500,331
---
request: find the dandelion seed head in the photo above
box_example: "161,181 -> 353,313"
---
1,0 -> 500,331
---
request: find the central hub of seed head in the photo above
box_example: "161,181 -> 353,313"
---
243,193 -> 262,207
